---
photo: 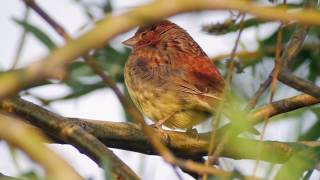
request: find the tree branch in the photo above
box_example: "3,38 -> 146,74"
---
1,97 -> 139,180
0,112 -> 82,180
252,93 -> 320,124
245,0 -> 318,110
278,69 -> 320,99
246,23 -> 310,110
0,93 -> 319,164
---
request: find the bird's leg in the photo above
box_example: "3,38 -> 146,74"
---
151,112 -> 176,142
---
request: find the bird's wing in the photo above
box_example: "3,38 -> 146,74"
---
178,55 -> 224,95
172,55 -> 225,110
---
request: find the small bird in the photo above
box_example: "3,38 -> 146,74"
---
123,20 -> 225,131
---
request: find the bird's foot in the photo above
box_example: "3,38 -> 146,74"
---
150,123 -> 170,143
186,128 -> 199,140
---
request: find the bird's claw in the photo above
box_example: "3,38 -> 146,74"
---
150,124 -> 170,143
186,128 -> 199,140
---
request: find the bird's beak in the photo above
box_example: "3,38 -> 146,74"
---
122,36 -> 138,47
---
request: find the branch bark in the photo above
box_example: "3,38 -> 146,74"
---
0,112 -> 82,180
279,69 -> 320,99
1,97 -> 139,180
1,94 -> 319,164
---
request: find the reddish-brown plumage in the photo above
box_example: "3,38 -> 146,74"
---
123,20 -> 225,129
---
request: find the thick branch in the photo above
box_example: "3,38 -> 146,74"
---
1,94 -> 319,164
1,97 -> 139,180
0,112 -> 82,180
65,118 -> 319,164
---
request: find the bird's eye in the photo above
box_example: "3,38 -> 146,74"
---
150,26 -> 157,31
140,32 -> 147,38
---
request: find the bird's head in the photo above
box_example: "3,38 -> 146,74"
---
122,20 -> 179,49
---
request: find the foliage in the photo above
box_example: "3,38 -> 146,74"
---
2,0 -> 320,179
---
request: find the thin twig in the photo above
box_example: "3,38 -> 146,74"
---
171,165 -> 184,180
245,0 -> 314,110
225,13 -> 246,84
11,7 -> 30,69
24,0 -> 70,40
245,77 -> 272,111
269,24 -> 284,102
245,25 -> 310,110
253,1 -> 287,172
212,12 -> 246,161
202,13 -> 246,180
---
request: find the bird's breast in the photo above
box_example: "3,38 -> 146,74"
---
124,52 -> 183,122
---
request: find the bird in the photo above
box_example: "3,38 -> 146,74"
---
123,20 -> 225,131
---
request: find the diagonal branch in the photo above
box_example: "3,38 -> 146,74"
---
1,97 -> 139,180
252,93 -> 319,124
0,112 -> 82,180
278,69 -> 320,99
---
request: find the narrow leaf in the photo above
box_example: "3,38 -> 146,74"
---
13,18 -> 57,50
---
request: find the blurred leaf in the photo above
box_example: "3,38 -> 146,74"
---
275,147 -> 320,180
203,18 -> 267,35
222,93 -> 259,135
308,51 -> 320,82
58,45 -> 130,101
103,0 -> 113,14
8,145 -> 21,173
260,26 -> 294,48
208,168 -> 246,180
93,45 -> 131,82
0,173 -> 26,180
298,108 -> 320,141
13,18 -> 57,50
303,170 -> 314,180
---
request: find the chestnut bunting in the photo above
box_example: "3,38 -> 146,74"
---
123,20 -> 225,130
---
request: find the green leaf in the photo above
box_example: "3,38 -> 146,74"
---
59,45 -> 130,101
94,45 -> 131,82
308,51 -> 320,82
303,170 -> 314,180
275,147 -> 320,180
103,0 -> 113,14
298,108 -> 320,141
20,171 -> 44,180
260,26 -> 294,48
203,18 -> 268,35
13,18 -> 57,50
